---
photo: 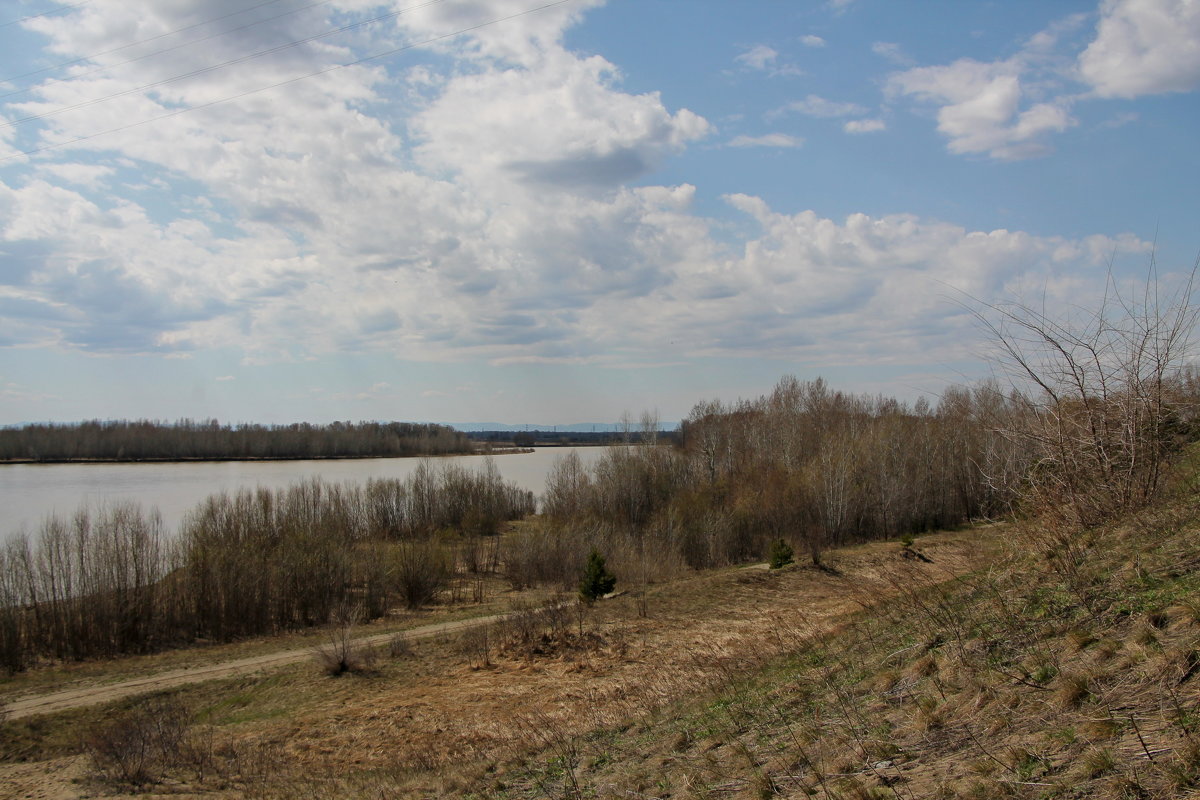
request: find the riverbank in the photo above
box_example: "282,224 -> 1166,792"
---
1,446 -> 605,546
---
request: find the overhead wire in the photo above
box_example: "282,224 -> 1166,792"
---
0,0 -> 330,95
0,0 -> 578,164
0,0 -> 452,130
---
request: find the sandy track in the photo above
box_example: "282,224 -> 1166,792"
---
0,536 -> 970,724
1,611 -> 520,721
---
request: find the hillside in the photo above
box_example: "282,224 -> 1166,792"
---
1,526 -> 983,798
4,486 -> 1198,798
523,505 -> 1200,799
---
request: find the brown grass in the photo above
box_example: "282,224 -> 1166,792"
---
0,528 -> 987,798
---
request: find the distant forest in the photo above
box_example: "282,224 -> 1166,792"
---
466,429 -> 679,447
0,419 -> 474,462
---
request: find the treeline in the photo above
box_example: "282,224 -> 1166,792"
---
520,349 -> 1198,590
509,378 -> 1027,586
0,461 -> 534,671
0,419 -> 473,461
467,430 -> 678,447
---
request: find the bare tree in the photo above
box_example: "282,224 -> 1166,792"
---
974,255 -> 1200,525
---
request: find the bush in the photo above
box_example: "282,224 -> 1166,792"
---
767,538 -> 794,569
579,549 -> 616,603
392,538 -> 452,609
83,697 -> 190,786
313,605 -> 374,676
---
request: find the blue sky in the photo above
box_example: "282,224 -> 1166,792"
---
0,0 -> 1197,425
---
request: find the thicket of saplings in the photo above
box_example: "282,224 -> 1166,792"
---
0,419 -> 473,461
507,377 -> 1028,592
0,460 -> 533,672
519,357 -> 1198,594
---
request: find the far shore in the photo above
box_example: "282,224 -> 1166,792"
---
0,447 -> 538,466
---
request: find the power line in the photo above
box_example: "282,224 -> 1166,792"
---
0,0 -> 325,94
0,0 -> 578,164
0,0 -> 452,130
0,1 -> 91,29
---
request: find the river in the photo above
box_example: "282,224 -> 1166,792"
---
0,446 -> 608,544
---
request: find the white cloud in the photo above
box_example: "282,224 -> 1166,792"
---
0,0 -> 1163,377
728,133 -> 804,148
736,44 -> 779,70
777,94 -> 867,118
872,41 -> 913,66
694,196 -> 1150,364
734,43 -> 802,77
888,4 -> 1200,158
1078,0 -> 1200,97
36,163 -> 114,189
800,35 -> 826,48
413,51 -> 709,195
844,118 -> 885,133
386,0 -> 608,68
888,58 -> 1074,159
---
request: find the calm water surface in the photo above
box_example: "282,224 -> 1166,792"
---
0,447 -> 607,543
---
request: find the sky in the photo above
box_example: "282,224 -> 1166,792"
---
0,0 -> 1197,426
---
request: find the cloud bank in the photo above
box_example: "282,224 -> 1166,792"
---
0,0 -> 1171,383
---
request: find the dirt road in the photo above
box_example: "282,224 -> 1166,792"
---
0,534 -> 976,724
1,610 -> 520,720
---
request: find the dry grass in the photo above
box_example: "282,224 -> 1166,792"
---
0,529 -> 986,798
0,565 -> 555,699
6,505 -> 1200,800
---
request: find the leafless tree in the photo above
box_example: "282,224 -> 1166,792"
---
973,255 -> 1200,525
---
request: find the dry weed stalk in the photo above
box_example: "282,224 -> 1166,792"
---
313,604 -> 374,676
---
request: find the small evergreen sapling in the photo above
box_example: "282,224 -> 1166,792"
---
579,548 -> 616,603
768,538 -> 794,569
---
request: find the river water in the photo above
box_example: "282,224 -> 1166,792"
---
0,446 -> 608,544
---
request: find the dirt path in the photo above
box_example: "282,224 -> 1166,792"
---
0,533 -> 983,725
1,610 -> 524,721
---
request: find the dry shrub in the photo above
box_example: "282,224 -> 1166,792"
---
975,265 -> 1199,527
83,696 -> 191,786
313,605 -> 374,676
497,595 -> 592,661
503,522 -> 586,591
457,623 -> 493,668
392,537 -> 452,608
1068,627 -> 1099,650
1166,600 -> 1200,628
387,631 -> 413,659
1164,739 -> 1200,790
1106,774 -> 1151,799
1055,672 -> 1093,709
1081,717 -> 1120,741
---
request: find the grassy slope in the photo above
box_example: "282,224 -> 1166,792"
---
495,505 -> 1200,798
0,530 -> 982,798
3,489 -> 1200,799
